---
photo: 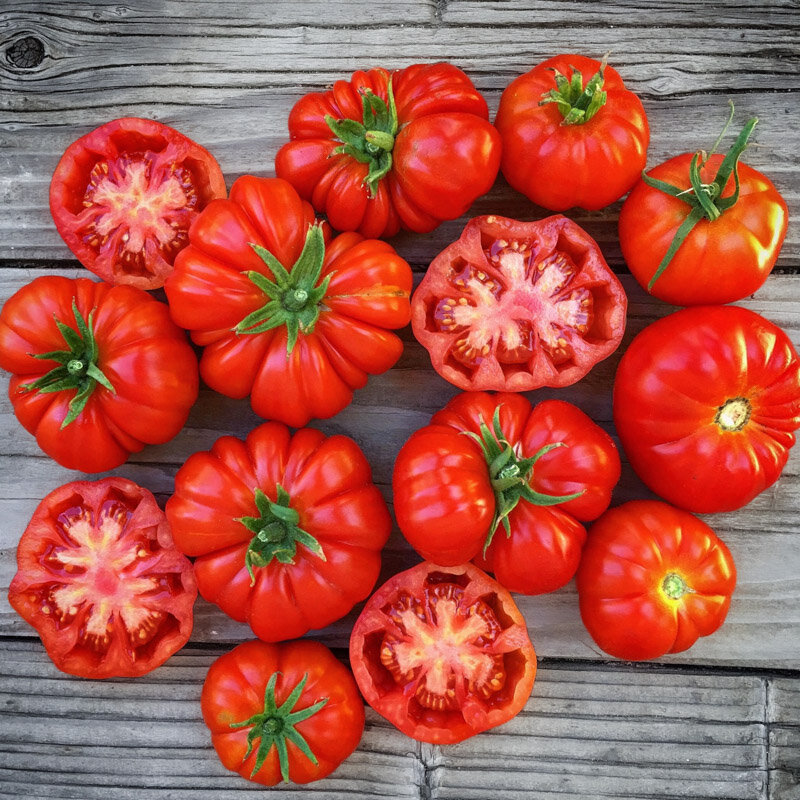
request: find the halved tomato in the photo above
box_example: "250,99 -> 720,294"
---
411,214 -> 627,391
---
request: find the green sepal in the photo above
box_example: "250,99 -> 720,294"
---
539,59 -> 607,125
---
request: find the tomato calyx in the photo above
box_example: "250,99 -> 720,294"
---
21,299 -> 116,427
661,572 -> 693,601
539,58 -> 608,125
641,104 -> 758,289
464,407 -> 583,551
238,485 -> 326,585
235,224 -> 332,355
714,397 -> 752,432
230,670 -> 328,783
324,80 -> 399,197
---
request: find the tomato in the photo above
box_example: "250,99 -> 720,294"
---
576,500 -> 737,661
392,392 -> 620,595
0,275 -> 199,472
166,421 -> 391,641
613,305 -> 800,513
202,639 -> 364,785
495,54 -> 649,211
349,561 -> 536,744
411,214 -> 627,392
619,113 -> 789,306
49,117 -> 227,290
274,63 -> 501,238
7,477 -> 197,678
164,176 -> 412,427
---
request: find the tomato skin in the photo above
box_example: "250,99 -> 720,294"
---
8,477 -> 197,678
49,117 -> 227,290
349,561 -> 536,744
0,275 -> 199,472
164,176 -> 412,427
166,422 -> 391,641
411,213 -> 627,392
275,63 -> 501,238
576,500 -> 736,661
619,153 -> 789,305
393,392 -> 620,594
495,54 -> 649,211
202,639 -> 364,785
613,305 -> 800,513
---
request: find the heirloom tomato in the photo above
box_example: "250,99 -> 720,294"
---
613,305 -> 800,513
275,62 -> 501,238
411,214 -> 627,392
393,392 -> 620,595
166,421 -> 391,641
349,561 -> 536,744
164,176 -> 412,427
50,117 -> 226,289
8,477 -> 197,678
202,639 -> 364,785
495,54 -> 649,211
0,275 -> 199,472
577,500 -> 736,661
619,111 -> 788,305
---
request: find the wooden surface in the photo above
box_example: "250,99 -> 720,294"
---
1,1 -> 800,798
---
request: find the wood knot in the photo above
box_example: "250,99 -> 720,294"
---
6,36 -> 45,69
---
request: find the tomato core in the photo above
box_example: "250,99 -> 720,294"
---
661,572 -> 690,600
714,397 -> 751,432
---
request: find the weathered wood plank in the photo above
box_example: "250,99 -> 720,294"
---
768,678 -> 800,800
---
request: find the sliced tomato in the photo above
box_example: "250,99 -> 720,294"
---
49,117 -> 227,289
8,478 -> 197,678
411,214 -> 627,391
349,561 -> 536,744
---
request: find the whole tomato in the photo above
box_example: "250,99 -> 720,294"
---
613,305 -> 800,513
50,117 -> 227,290
619,112 -> 789,306
495,54 -> 649,211
0,275 -> 199,472
576,500 -> 737,661
164,176 -> 412,427
166,421 -> 391,641
275,62 -> 501,238
202,639 -> 364,785
349,561 -> 537,744
393,392 -> 620,595
411,214 -> 627,392
8,477 -> 197,678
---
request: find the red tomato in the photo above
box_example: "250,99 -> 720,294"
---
619,115 -> 788,305
164,176 -> 412,427
613,305 -> 800,513
411,214 -> 627,392
49,117 -> 227,290
275,63 -> 501,238
202,639 -> 364,785
166,421 -> 391,641
392,392 -> 620,595
8,477 -> 197,678
350,561 -> 536,744
495,54 -> 649,211
0,275 -> 199,472
576,500 -> 737,660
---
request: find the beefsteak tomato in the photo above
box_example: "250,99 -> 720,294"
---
50,117 -> 227,289
8,477 -> 197,678
613,305 -> 800,513
576,500 -> 737,661
164,176 -> 412,427
166,421 -> 391,641
619,111 -> 789,306
0,275 -> 199,472
411,214 -> 627,392
495,54 -> 649,211
349,561 -> 536,744
202,639 -> 364,785
275,62 -> 501,238
392,392 -> 620,595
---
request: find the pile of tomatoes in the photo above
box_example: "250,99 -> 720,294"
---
2,54 -> 799,786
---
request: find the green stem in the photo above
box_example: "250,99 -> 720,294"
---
539,58 -> 608,124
